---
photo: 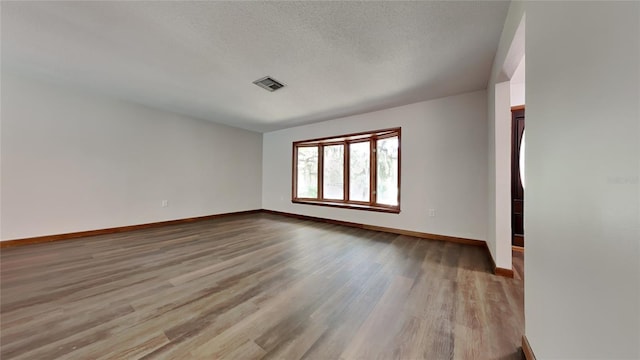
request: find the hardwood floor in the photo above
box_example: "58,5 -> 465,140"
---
0,213 -> 524,359
512,249 -> 524,281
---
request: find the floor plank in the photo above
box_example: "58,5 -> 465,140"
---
0,213 -> 524,359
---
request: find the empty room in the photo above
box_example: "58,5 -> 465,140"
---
1,1 -> 638,360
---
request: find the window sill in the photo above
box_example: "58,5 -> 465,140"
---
292,199 -> 400,214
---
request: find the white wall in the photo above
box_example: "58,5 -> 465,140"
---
526,2 -> 639,358
510,56 -> 525,107
487,1 -> 525,270
510,83 -> 525,107
494,81 -> 513,269
0,73 -> 263,241
263,90 -> 488,241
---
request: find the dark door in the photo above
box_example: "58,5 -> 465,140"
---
511,107 -> 525,247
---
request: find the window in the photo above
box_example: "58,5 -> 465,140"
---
323,145 -> 344,200
296,146 -> 318,198
292,128 -> 401,213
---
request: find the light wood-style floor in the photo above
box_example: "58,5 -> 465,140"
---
0,213 -> 524,359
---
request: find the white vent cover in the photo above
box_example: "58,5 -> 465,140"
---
253,76 -> 285,92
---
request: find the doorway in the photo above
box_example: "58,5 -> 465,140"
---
511,106 -> 525,248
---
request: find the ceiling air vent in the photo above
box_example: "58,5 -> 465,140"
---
253,76 -> 285,92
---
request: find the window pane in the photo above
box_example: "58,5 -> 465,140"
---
349,142 -> 370,202
323,145 -> 344,200
376,136 -> 399,205
297,146 -> 318,198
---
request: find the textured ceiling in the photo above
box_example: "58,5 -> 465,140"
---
1,1 -> 510,132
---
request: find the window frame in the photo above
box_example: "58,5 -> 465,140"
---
292,127 -> 401,213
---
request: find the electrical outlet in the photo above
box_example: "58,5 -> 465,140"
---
428,209 -> 436,217
161,200 -> 168,208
